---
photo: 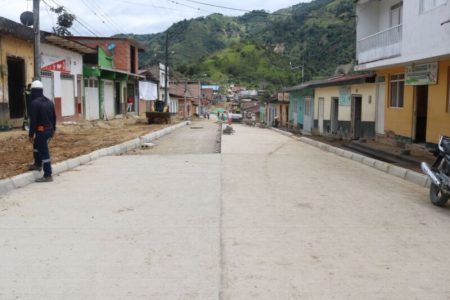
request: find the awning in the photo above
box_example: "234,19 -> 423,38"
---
83,65 -> 146,80
100,67 -> 145,79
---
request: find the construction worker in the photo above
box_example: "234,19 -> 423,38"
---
28,80 -> 56,182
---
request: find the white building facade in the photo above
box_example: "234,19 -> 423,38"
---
355,0 -> 450,145
356,0 -> 450,69
40,36 -> 95,121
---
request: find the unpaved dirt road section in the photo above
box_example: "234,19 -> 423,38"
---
129,119 -> 221,155
0,119 -> 169,179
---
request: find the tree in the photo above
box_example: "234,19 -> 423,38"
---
50,6 -> 75,36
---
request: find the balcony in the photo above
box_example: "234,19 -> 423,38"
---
357,25 -> 403,64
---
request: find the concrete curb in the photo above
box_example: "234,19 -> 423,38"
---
296,137 -> 430,189
270,127 -> 294,137
0,121 -> 190,197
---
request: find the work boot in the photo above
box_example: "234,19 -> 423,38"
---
28,164 -> 42,171
35,176 -> 53,183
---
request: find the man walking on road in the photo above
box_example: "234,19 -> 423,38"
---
28,80 -> 56,182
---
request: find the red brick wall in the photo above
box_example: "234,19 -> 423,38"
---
54,97 -> 62,119
71,39 -> 138,73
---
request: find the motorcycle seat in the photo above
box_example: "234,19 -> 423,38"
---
441,137 -> 450,155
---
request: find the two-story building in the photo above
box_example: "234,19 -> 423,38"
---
69,37 -> 145,120
356,0 -> 450,146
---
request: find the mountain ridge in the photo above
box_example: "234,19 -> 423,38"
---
119,0 -> 356,90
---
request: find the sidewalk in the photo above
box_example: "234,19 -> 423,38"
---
301,134 -> 435,173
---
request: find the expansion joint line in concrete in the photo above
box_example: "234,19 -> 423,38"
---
218,154 -> 224,300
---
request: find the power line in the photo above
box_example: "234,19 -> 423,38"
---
108,0 -> 184,13
79,0 -> 123,35
41,0 -> 82,35
89,0 -> 124,34
165,0 -> 214,14
45,0 -> 101,36
181,0 -> 292,17
182,0 -> 251,13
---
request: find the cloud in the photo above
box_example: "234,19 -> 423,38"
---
0,0 -> 309,36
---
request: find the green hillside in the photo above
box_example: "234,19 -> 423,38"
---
124,0 -> 356,90
184,42 -> 295,89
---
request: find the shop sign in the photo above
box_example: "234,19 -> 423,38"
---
41,55 -> 71,73
406,62 -> 438,85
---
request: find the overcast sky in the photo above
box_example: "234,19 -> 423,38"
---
0,0 -> 310,36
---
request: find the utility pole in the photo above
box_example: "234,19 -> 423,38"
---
33,0 -> 41,80
184,80 -> 187,120
164,31 -> 169,106
198,80 -> 202,116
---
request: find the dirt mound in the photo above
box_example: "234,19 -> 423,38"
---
0,118 -> 170,179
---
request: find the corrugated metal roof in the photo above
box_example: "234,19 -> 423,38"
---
0,17 -> 34,41
0,17 -> 96,55
283,72 -> 375,92
45,34 -> 96,54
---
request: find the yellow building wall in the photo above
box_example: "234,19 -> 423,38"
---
427,59 -> 450,144
377,66 -> 414,139
351,83 -> 377,122
315,86 -> 353,121
0,36 -> 34,105
378,61 -> 450,144
281,103 -> 289,126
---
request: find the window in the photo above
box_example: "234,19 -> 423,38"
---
390,2 -> 403,27
420,0 -> 447,13
305,97 -> 311,116
390,74 -> 405,108
85,78 -> 98,88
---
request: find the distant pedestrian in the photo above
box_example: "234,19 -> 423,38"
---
28,80 -> 56,182
127,96 -> 133,112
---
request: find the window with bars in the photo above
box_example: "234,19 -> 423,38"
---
390,74 -> 405,108
420,0 -> 447,13
304,97 -> 311,116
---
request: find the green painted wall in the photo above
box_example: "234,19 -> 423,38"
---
98,47 -> 113,68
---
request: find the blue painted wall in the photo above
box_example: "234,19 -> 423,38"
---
290,91 -> 304,127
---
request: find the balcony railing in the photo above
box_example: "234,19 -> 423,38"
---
357,24 -> 403,64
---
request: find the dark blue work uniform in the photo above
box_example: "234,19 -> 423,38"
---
29,88 -> 56,178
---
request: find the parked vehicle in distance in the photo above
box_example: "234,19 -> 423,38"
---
229,112 -> 243,122
421,136 -> 450,206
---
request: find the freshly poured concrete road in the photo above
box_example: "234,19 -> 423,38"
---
1,122 -> 450,299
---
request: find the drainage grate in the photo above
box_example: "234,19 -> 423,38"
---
190,127 -> 203,129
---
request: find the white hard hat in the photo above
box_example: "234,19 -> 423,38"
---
31,80 -> 43,89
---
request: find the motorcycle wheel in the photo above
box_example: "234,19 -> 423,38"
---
430,183 -> 450,206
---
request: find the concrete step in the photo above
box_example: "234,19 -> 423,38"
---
344,142 -> 422,165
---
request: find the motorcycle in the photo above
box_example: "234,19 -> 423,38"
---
421,136 -> 450,206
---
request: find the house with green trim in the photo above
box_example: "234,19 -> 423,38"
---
69,37 -> 145,120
